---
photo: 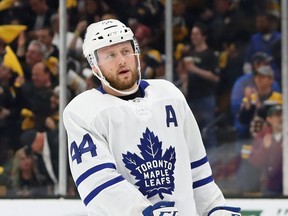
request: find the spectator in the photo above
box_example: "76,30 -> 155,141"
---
216,42 -> 245,114
81,68 -> 101,90
51,13 -> 85,60
134,24 -> 164,79
230,52 -> 280,140
17,39 -> 47,82
44,56 -> 86,97
235,64 -> 282,194
78,0 -> 105,25
66,64 -> 87,97
141,49 -> 165,79
100,11 -> 118,21
0,0 -> 17,23
20,61 -> 54,131
0,63 -> 22,158
9,145 -> 48,197
25,0 -> 56,40
20,128 -> 59,194
237,65 -> 282,138
36,27 -> 59,59
208,0 -> 251,52
243,11 -> 281,85
249,104 -> 283,196
0,24 -> 27,80
44,86 -> 60,131
181,22 -> 220,148
0,25 -> 27,153
125,0 -> 164,30
172,0 -> 189,44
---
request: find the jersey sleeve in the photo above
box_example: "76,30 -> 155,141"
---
182,101 -> 226,215
63,106 -> 151,216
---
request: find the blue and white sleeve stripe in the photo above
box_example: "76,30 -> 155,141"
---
76,162 -> 117,186
75,162 -> 125,206
84,175 -> 125,205
191,156 -> 214,189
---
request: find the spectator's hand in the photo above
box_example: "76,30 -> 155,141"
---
0,107 -> 10,119
74,20 -> 88,36
244,86 -> 255,97
45,117 -> 57,130
14,75 -> 25,87
31,132 -> 44,154
242,87 -> 256,110
263,133 -> 272,148
17,31 -> 26,47
17,31 -> 26,56
183,57 -> 197,72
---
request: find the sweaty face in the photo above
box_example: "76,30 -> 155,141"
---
96,41 -> 139,91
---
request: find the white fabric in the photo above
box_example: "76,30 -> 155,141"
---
52,32 -> 83,51
42,132 -> 58,184
63,79 -> 226,216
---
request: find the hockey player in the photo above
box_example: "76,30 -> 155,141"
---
63,19 -> 241,216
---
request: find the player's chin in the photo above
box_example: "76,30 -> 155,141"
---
117,82 -> 135,91
115,77 -> 136,90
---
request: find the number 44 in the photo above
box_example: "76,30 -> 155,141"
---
70,134 -> 97,164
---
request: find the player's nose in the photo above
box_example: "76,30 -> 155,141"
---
117,53 -> 127,65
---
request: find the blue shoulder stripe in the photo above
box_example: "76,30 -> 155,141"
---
76,163 -> 116,187
139,80 -> 149,90
193,175 -> 214,189
84,175 -> 125,206
190,156 -> 208,169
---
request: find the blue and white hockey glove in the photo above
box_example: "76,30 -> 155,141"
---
142,201 -> 179,216
208,206 -> 241,216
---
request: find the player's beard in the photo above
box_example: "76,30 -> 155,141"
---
105,68 -> 139,91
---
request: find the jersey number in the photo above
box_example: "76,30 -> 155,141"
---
70,133 -> 97,164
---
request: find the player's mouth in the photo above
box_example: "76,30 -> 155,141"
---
118,68 -> 130,76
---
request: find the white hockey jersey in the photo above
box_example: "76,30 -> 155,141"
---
63,79 -> 226,216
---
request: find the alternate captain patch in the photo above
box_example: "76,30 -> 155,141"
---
122,128 -> 176,199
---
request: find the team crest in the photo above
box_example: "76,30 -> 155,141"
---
122,128 -> 176,199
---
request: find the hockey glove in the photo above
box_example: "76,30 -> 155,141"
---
208,206 -> 241,216
142,201 -> 179,216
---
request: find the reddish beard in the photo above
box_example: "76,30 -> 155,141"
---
106,68 -> 139,91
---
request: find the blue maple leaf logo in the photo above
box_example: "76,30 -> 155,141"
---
122,128 -> 176,199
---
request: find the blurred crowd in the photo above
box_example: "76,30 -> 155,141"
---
0,0 -> 284,197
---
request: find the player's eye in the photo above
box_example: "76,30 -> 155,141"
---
105,53 -> 116,60
122,49 -> 131,55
